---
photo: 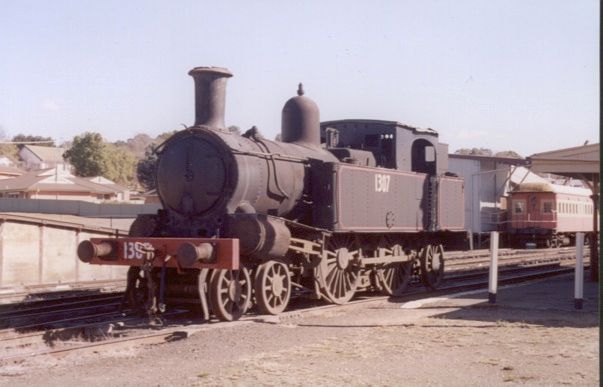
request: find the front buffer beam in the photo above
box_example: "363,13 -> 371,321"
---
77,237 -> 239,270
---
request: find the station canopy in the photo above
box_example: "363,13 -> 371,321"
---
527,143 -> 599,180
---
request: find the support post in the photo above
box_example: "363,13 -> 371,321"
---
488,231 -> 499,303
468,230 -> 474,251
575,232 -> 584,309
589,173 -> 598,282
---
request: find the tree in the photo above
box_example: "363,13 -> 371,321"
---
104,143 -> 137,186
494,150 -> 522,159
126,133 -> 153,158
137,145 -> 158,190
136,130 -> 177,190
0,128 -> 19,162
63,132 -> 108,177
454,147 -> 493,156
11,134 -> 55,148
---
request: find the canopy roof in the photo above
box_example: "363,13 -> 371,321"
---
527,143 -> 599,179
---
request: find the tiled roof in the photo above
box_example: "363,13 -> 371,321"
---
0,165 -> 25,176
22,145 -> 66,163
0,169 -> 115,194
85,176 -> 129,193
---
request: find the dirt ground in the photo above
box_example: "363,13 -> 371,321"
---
0,276 -> 598,386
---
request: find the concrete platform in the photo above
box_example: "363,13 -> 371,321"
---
401,271 -> 599,328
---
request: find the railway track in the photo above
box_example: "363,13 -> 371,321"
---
0,279 -> 126,305
0,247 -> 591,363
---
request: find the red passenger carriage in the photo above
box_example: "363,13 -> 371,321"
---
509,182 -> 594,247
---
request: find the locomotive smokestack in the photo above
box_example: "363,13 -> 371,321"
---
188,66 -> 233,128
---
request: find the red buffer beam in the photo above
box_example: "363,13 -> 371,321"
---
77,237 -> 240,270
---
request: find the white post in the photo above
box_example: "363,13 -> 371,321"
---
574,232 -> 584,310
488,231 -> 499,303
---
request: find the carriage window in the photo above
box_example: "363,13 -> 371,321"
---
514,200 -> 525,214
542,201 -> 553,214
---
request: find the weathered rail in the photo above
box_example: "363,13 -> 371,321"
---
0,246 -> 591,363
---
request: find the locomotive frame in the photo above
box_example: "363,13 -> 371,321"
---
77,66 -> 466,321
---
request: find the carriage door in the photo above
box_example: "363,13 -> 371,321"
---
527,194 -> 538,227
513,197 -> 527,228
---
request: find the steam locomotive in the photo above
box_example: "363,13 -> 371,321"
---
77,67 -> 465,321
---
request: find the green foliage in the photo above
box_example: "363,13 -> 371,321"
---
62,130 -> 184,189
125,133 -> 153,158
0,145 -> 19,162
63,132 -> 108,177
137,145 -> 158,191
104,143 -> 138,186
136,130 -> 177,191
454,148 -> 522,159
494,150 -> 522,159
11,134 -> 55,148
454,147 -> 493,156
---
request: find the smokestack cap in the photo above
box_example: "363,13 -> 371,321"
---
188,66 -> 233,78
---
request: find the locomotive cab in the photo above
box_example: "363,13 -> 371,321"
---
320,119 -> 449,174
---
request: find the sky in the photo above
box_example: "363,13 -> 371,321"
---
0,0 -> 599,156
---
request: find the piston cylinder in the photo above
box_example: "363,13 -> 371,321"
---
224,214 -> 291,260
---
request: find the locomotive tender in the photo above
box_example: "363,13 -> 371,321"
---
77,67 -> 465,321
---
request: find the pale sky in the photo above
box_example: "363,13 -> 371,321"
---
0,0 -> 599,156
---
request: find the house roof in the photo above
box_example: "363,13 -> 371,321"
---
85,176 -> 129,193
21,145 -> 66,163
0,165 -> 25,177
0,169 -> 116,194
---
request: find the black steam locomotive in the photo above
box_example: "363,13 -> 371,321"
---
77,67 -> 465,321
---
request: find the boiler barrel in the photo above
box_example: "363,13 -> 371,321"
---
155,127 -> 337,219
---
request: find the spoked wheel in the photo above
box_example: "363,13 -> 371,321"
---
378,244 -> 412,296
254,260 -> 292,315
208,267 -> 252,321
420,244 -> 445,290
126,266 -> 149,310
316,234 -> 360,304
